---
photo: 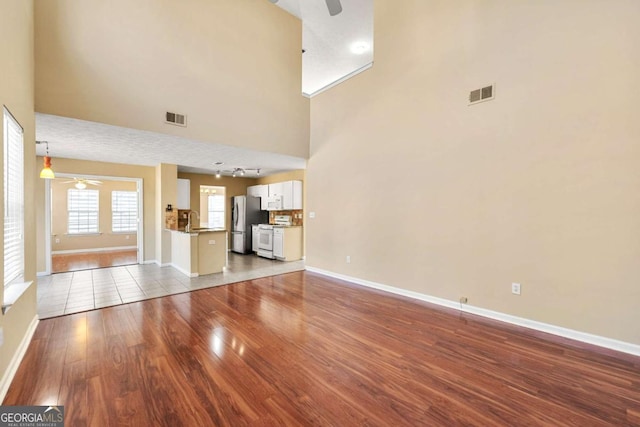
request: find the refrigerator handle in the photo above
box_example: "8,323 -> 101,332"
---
235,201 -> 239,228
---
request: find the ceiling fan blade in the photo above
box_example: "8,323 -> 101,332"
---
86,180 -> 102,185
325,0 -> 342,16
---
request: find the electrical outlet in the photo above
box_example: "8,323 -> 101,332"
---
55,238 -> 60,244
208,240 -> 216,245
0,327 -> 3,347
125,235 -> 130,240
309,212 -> 316,219
346,255 -> 351,264
460,297 -> 468,304
512,283 -> 521,295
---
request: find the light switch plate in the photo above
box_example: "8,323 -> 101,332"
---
309,212 -> 316,218
0,327 -> 4,347
208,240 -> 216,245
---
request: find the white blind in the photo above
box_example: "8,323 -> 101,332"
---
207,194 -> 225,228
68,189 -> 99,234
112,190 -> 137,232
3,107 -> 24,286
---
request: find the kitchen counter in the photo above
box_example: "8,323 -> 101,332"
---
166,227 -> 226,234
169,228 -> 226,277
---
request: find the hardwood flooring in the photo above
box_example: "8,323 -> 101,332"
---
5,271 -> 640,426
52,250 -> 138,273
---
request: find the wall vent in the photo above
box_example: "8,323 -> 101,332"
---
469,84 -> 495,105
165,112 -> 187,127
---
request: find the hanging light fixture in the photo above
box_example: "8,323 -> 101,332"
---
38,141 -> 55,179
74,181 -> 87,190
215,170 -> 221,178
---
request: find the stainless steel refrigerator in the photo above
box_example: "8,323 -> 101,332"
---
231,195 -> 264,254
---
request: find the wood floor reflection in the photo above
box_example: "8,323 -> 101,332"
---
6,271 -> 640,426
52,250 -> 138,273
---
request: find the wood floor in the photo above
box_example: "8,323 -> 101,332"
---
52,250 -> 138,273
5,271 -> 640,426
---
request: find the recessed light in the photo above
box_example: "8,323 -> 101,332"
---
214,161 -> 224,166
351,42 -> 370,55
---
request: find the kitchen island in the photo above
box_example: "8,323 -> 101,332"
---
168,228 -> 226,277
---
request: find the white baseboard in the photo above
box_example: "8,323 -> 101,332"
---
305,266 -> 640,357
170,264 -> 198,278
142,259 -> 157,265
0,315 -> 39,403
52,245 -> 137,255
36,271 -> 48,277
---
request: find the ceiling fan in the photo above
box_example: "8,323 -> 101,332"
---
269,0 -> 342,16
62,177 -> 103,189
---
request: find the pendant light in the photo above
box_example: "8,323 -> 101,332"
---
38,141 -> 55,179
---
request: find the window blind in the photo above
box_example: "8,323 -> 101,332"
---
207,194 -> 225,228
3,107 -> 24,286
112,190 -> 137,232
68,189 -> 99,234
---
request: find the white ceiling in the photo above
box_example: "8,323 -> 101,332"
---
34,0 -> 373,177
35,114 -> 306,177
271,0 -> 374,96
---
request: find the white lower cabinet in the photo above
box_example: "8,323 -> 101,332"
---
273,228 -> 284,258
273,227 -> 302,261
252,224 -> 259,252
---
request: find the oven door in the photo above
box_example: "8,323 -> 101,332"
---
258,228 -> 273,251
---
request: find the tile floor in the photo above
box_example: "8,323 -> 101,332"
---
37,253 -> 305,319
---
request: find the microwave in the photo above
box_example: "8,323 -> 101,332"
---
266,196 -> 283,211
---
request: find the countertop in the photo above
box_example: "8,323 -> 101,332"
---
166,228 -> 226,235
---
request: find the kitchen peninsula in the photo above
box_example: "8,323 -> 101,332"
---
169,228 -> 226,277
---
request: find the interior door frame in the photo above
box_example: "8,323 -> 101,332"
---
43,173 -> 144,275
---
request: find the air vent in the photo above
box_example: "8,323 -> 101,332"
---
469,84 -> 495,105
165,111 -> 187,127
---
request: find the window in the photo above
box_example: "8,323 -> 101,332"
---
207,194 -> 225,228
112,191 -> 137,232
68,189 -> 99,234
3,107 -> 24,286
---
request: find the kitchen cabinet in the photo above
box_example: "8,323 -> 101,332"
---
268,182 -> 284,197
247,184 -> 268,210
252,224 -> 259,252
177,178 -> 191,209
273,228 -> 284,258
274,226 -> 302,261
268,180 -> 302,210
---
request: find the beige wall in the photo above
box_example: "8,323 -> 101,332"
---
51,179 -> 137,251
156,164 -> 177,264
0,0 -> 37,398
256,169 -> 305,186
307,0 -> 640,345
36,157 -> 156,272
178,172 -> 259,247
34,0 -> 309,159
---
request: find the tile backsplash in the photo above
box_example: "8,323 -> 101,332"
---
269,210 -> 304,226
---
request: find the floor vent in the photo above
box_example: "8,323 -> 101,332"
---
165,112 -> 187,127
469,84 -> 495,105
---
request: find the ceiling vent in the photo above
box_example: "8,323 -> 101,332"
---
165,111 -> 187,127
469,84 -> 495,105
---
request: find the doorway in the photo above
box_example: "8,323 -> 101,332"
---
44,173 -> 144,274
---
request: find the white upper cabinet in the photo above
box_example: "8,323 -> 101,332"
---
268,182 -> 285,198
269,180 -> 302,210
247,184 -> 269,210
177,178 -> 191,209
